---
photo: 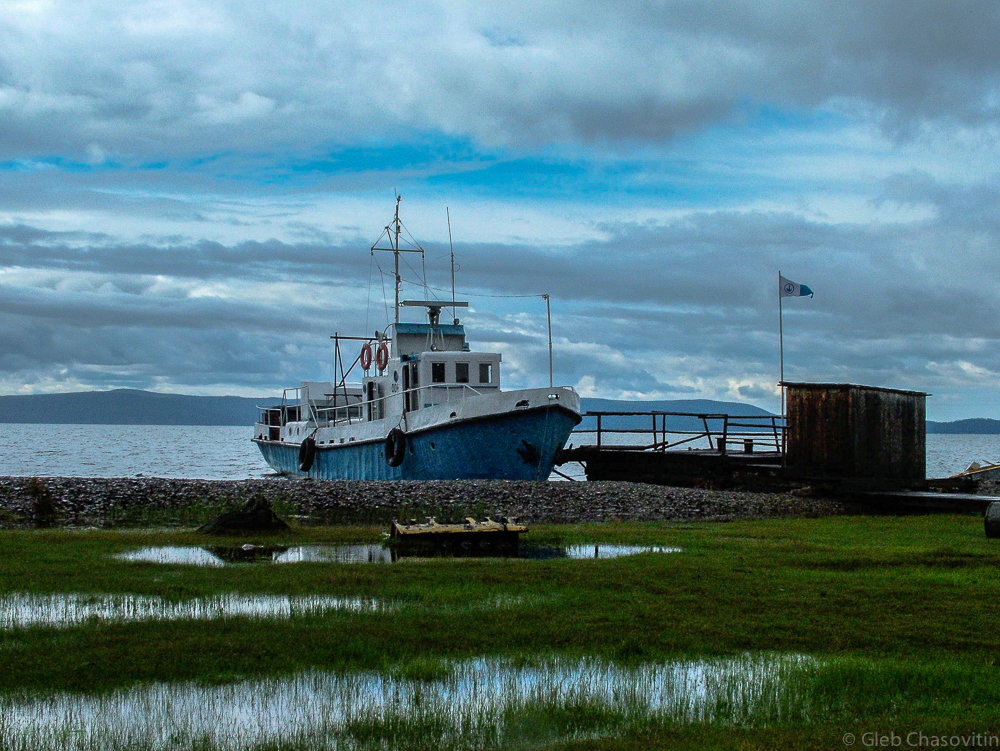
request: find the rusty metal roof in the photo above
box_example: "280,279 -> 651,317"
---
780,382 -> 930,397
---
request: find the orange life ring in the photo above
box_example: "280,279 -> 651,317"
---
375,342 -> 389,371
360,342 -> 373,370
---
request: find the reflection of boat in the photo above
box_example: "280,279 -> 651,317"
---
253,197 -> 581,480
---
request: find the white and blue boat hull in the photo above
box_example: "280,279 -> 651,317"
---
255,404 -> 579,481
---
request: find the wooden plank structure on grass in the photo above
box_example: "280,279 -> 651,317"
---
390,517 -> 527,553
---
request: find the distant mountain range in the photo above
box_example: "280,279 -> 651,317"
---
576,397 -> 776,433
925,418 -> 1000,434
0,389 -> 279,425
0,389 -> 774,427
0,388 -> 994,432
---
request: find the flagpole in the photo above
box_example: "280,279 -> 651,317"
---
778,270 -> 785,419
543,293 -> 553,388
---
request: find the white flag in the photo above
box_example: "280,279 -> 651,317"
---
779,275 -> 814,298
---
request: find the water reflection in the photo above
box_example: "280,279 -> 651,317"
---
0,592 -> 388,629
117,543 -> 682,566
118,546 -> 228,566
524,544 -> 683,560
0,653 -> 816,750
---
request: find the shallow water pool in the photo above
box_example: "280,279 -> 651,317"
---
0,592 -> 388,629
116,543 -> 682,566
0,653 -> 817,750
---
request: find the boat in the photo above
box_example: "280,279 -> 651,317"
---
252,197 -> 581,480
951,461 -> 1000,482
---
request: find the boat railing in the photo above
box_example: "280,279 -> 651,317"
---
310,382 -> 485,426
408,382 -> 484,406
256,388 -> 306,432
573,411 -> 786,454
390,382 -> 485,415
255,386 -> 302,412
313,398 -> 364,425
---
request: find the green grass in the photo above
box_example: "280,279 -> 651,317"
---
2,514 -> 999,748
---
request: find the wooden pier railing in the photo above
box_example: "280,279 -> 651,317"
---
573,411 -> 785,455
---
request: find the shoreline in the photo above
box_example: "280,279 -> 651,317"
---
0,476 -> 848,527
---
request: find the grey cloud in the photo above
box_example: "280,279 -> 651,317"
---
0,282 -> 325,334
0,225 -> 373,283
1,163 -> 1000,416
2,1 -> 999,161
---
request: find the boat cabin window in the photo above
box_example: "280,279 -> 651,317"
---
406,363 -> 419,412
431,362 -> 446,383
455,362 -> 469,383
479,362 -> 493,384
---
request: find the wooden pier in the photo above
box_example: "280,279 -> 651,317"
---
556,410 -> 788,488
558,444 -> 786,486
556,399 -> 994,515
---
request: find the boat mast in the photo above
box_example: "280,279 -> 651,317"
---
392,195 -> 401,325
371,194 -> 423,327
447,206 -> 458,325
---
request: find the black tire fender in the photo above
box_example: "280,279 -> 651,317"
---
298,436 -> 317,472
385,428 -> 406,467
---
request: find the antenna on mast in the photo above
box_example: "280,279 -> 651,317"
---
447,207 -> 458,325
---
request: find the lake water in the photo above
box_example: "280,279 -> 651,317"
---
0,424 -> 271,480
0,424 -> 995,480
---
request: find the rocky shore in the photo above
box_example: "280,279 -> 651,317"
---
0,475 -> 846,528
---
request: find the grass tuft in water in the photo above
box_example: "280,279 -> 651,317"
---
0,654 -> 822,750
384,656 -> 455,683
26,478 -> 57,528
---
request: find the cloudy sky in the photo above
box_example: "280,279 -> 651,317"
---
1,0 -> 999,420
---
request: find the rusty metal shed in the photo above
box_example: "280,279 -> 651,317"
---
783,382 -> 927,484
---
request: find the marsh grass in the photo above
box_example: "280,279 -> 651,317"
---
0,654 -> 821,750
99,492 -> 303,529
25,477 -> 57,528
1,515 -> 998,748
0,591 -> 390,629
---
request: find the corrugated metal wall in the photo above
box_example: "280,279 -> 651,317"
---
785,383 -> 926,482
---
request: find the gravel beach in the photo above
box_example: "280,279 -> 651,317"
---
0,476 -> 846,528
